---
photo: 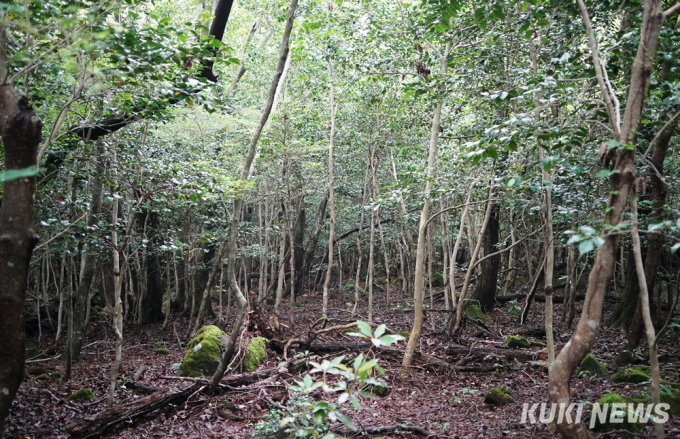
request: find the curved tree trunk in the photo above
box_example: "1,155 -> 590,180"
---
549,2 -> 663,437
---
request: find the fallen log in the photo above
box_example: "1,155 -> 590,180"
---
65,382 -> 202,438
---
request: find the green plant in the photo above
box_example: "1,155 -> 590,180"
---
250,321 -> 404,438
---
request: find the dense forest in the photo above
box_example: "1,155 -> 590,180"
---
1,0 -> 680,437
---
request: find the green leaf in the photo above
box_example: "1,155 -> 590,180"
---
606,140 -> 621,148
1,166 -> 39,182
374,324 -> 386,338
357,321 -> 372,337
579,239 -> 594,255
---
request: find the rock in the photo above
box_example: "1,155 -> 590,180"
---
179,325 -> 225,377
155,348 -> 170,355
504,335 -> 531,349
465,304 -> 491,327
68,388 -> 95,402
365,382 -> 390,396
36,373 -> 50,380
592,393 -> 643,432
578,353 -> 610,377
483,387 -> 512,405
243,337 -> 268,372
399,331 -> 411,338
431,271 -> 444,287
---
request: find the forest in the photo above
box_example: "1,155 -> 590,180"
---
1,0 -> 680,437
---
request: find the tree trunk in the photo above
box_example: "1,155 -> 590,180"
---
0,29 -> 42,434
70,143 -> 106,361
402,40 -> 450,369
210,0 -> 298,393
470,204 -> 500,311
140,211 -> 165,324
549,2 -> 664,437
322,59 -> 337,319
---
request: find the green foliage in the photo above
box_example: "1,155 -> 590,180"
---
180,325 -> 225,377
430,271 -> 444,287
251,322 -> 403,438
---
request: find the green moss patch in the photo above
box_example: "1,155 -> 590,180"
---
465,304 -> 491,327
592,393 -> 644,433
504,335 -> 531,349
68,388 -> 95,402
179,325 -> 225,377
365,382 -> 390,397
431,271 -> 444,287
243,337 -> 268,372
578,353 -> 610,377
484,387 -> 512,405
155,348 -> 170,355
399,331 -> 411,338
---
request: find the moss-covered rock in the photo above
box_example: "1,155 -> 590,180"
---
399,331 -> 411,338
465,304 -> 491,327
630,389 -> 680,417
484,387 -> 513,405
504,335 -> 531,349
243,337 -> 268,372
578,353 -> 610,377
68,388 -> 95,402
612,367 -> 680,391
180,325 -> 225,377
155,348 -> 170,355
390,278 -> 403,286
431,271 -> 444,287
592,393 -> 644,432
36,373 -> 50,380
365,382 -> 390,397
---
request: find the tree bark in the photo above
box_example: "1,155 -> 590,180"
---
0,29 -> 42,434
402,40 -> 451,369
210,0 -> 298,393
549,2 -> 664,437
470,205 -> 500,311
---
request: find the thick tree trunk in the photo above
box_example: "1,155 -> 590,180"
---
140,211 -> 165,324
0,29 -> 42,433
470,205 -> 500,311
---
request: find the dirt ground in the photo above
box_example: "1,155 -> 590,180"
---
6,284 -> 680,438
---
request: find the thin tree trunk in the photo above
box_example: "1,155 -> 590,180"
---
402,40 -> 451,370
549,2 -> 664,437
630,191 -> 664,439
210,0 -> 298,393
108,149 -> 123,408
449,181 -> 475,314
322,60 -> 337,319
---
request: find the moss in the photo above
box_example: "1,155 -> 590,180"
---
431,271 -> 444,287
399,331 -> 411,338
592,393 -> 644,432
243,337 -> 268,372
611,367 -> 653,384
504,335 -> 531,349
578,354 -> 610,377
484,387 -> 513,405
179,325 -> 225,377
465,304 -> 491,327
67,388 -> 95,402
365,382 -> 390,397
631,389 -> 680,417
36,373 -> 50,380
390,278 -> 403,286
294,301 -> 303,307
155,348 -> 170,355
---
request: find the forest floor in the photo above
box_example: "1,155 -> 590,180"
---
6,283 -> 680,439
